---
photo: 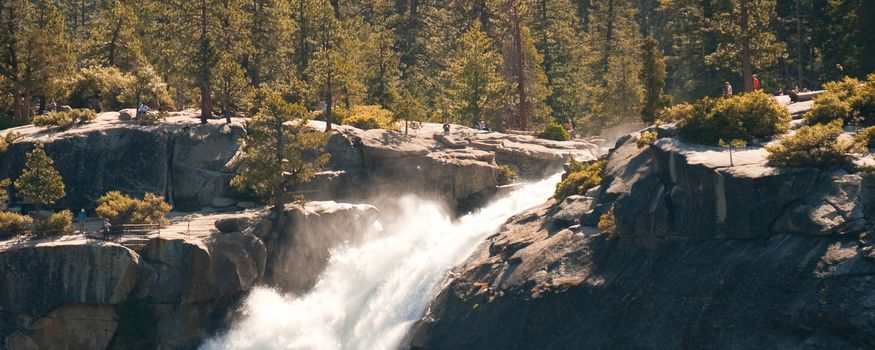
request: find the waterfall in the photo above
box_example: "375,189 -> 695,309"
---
203,173 -> 562,350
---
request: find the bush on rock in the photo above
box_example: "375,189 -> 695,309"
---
765,120 -> 852,168
677,91 -> 790,145
96,191 -> 172,225
496,164 -> 518,185
35,210 -> 73,236
554,160 -> 604,201
342,105 -> 396,130
0,211 -> 33,234
33,109 -> 96,128
539,122 -> 571,141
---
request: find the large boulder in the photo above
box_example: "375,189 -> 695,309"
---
171,123 -> 246,209
255,201 -> 380,293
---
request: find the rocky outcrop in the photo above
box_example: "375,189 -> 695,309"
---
406,129 -> 875,349
0,231 -> 265,350
0,112 -> 245,211
304,121 -> 597,209
0,199 -> 379,349
1,113 -> 596,212
253,201 -> 380,293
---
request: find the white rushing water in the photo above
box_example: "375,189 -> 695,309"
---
203,173 -> 561,350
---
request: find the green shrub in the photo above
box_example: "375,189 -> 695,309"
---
137,110 -> 168,125
765,120 -> 851,168
65,66 -> 134,111
0,211 -> 33,234
33,109 -> 97,128
96,191 -> 172,225
597,207 -> 617,234
849,83 -> 875,123
312,107 -> 351,124
539,122 -> 571,141
342,105 -> 396,130
637,130 -> 658,148
678,91 -> 790,145
496,164 -> 517,185
35,210 -> 73,236
811,76 -> 875,125
805,91 -> 851,125
554,160 -> 604,201
855,126 -> 875,150
657,103 -> 694,124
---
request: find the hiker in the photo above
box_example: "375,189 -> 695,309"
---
724,82 -> 733,96
564,120 -> 576,138
774,88 -> 785,96
752,74 -> 761,90
834,64 -> 844,82
443,122 -> 451,135
482,120 -> 490,132
137,102 -> 150,118
77,209 -> 86,233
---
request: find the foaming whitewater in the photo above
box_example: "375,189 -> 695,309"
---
203,173 -> 562,350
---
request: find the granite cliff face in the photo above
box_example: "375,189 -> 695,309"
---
0,201 -> 376,349
0,112 -> 597,212
406,129 -> 875,350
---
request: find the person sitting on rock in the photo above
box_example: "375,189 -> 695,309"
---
137,103 -> 150,119
443,123 -> 451,135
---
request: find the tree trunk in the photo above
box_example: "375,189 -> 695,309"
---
199,0 -> 212,123
795,0 -> 803,87
739,0 -> 753,92
513,16 -> 528,131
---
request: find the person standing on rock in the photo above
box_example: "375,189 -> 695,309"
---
137,103 -> 150,119
724,82 -> 733,97
752,74 -> 761,91
77,209 -> 87,233
443,122 -> 451,135
834,63 -> 844,82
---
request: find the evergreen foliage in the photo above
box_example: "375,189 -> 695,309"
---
677,91 -> 790,145
95,191 -> 172,225
765,120 -> 851,168
14,144 -> 65,208
0,211 -> 33,234
230,91 -> 329,210
539,122 -> 571,141
554,160 -> 604,201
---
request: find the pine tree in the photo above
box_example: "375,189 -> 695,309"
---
822,0 -> 875,80
307,0 -> 364,131
659,0 -> 729,100
706,0 -> 786,92
392,87 -> 427,135
231,91 -> 329,213
213,53 -> 254,123
582,0 -> 643,130
242,0 -> 293,87
493,0 -> 551,130
159,0 -> 248,123
14,144 -> 65,209
80,0 -> 145,71
0,0 -> 72,121
530,0 -> 588,125
640,36 -> 666,123
442,23 -> 506,127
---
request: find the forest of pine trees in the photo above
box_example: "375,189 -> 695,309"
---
1,0 -> 873,134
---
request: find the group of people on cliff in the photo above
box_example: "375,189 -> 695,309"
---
723,63 -> 846,98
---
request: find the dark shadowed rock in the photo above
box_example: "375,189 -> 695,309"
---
406,130 -> 875,350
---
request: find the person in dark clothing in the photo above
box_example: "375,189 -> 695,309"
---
834,64 -> 844,82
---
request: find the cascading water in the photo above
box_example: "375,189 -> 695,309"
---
203,173 -> 562,350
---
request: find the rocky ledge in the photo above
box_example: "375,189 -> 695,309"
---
406,129 -> 875,349
0,112 -> 596,212
0,201 -> 376,349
